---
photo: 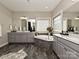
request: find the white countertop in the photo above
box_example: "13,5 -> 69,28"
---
34,35 -> 54,41
54,34 -> 79,45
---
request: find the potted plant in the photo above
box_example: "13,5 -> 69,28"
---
47,27 -> 53,39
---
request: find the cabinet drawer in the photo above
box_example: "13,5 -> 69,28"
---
53,35 -> 79,59
57,36 -> 79,53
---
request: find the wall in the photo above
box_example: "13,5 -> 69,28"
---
52,0 -> 78,17
12,11 -> 52,31
0,3 -> 12,47
63,12 -> 79,19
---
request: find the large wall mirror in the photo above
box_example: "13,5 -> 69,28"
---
21,17 -> 36,32
63,2 -> 79,34
20,17 -> 50,33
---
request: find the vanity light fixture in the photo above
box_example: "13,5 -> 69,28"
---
20,16 -> 27,19
72,0 -> 75,2
45,6 -> 48,8
75,16 -> 79,19
72,0 -> 79,2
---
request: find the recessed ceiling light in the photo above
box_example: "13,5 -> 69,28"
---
75,16 -> 79,19
45,6 -> 48,8
72,0 -> 75,1
20,16 -> 27,19
72,0 -> 79,2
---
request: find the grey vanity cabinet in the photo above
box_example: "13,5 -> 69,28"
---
57,42 -> 68,59
8,33 -> 16,43
8,32 -> 34,43
53,37 -> 68,59
53,35 -> 79,59
53,36 -> 58,53
15,33 -> 27,42
67,51 -> 79,59
64,45 -> 79,59
27,33 -> 34,42
53,36 -> 59,57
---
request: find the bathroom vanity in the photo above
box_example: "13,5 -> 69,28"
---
53,34 -> 79,59
8,32 -> 34,43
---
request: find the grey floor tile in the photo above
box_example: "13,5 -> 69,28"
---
0,43 -> 58,59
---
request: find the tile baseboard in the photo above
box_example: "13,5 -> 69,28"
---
0,42 -> 8,48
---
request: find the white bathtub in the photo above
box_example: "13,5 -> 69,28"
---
34,35 -> 54,41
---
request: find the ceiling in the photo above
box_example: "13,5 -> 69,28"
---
0,0 -> 61,12
65,2 -> 79,12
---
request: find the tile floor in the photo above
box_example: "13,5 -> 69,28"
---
0,43 -> 58,59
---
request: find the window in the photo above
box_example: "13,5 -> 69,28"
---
37,19 -> 49,32
53,14 -> 63,33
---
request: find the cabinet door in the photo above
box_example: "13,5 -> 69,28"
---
8,33 -> 15,43
27,33 -> 34,42
53,36 -> 58,54
57,42 -> 68,59
15,34 -> 27,42
62,42 -> 79,59
67,51 -> 79,59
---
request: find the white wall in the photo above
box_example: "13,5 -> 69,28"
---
52,0 -> 78,16
0,3 -> 12,47
63,12 -> 79,19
